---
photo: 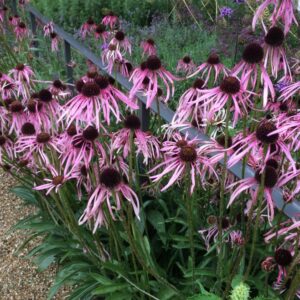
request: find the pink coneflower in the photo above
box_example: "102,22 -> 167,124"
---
252,0 -> 297,35
14,21 -> 28,40
176,55 -> 196,75
0,134 -> 14,163
70,164 -> 92,200
93,75 -> 138,125
101,44 -> 123,74
101,11 -> 118,29
199,134 -> 235,166
94,24 -> 109,42
11,14 -> 20,26
79,166 -> 140,232
0,81 -> 17,100
50,32 -> 59,52
109,31 -> 131,55
266,111 -> 300,151
188,53 -> 229,85
199,216 -> 239,251
25,99 -> 51,132
129,55 -> 177,108
60,81 -> 102,128
232,43 -> 275,106
140,39 -> 157,57
80,17 -> 96,39
60,126 -> 106,172
48,79 -> 69,98
8,100 -> 27,135
227,164 -> 299,222
172,78 -> 205,124
263,27 -> 290,78
34,165 -> 75,195
15,132 -> 60,165
0,72 -> 12,85
43,21 -> 54,37
38,89 -> 61,119
56,124 -> 77,152
114,59 -> 133,78
150,134 -> 215,193
191,76 -> 253,127
9,63 -> 34,86
228,120 -> 296,169
112,114 -> 161,164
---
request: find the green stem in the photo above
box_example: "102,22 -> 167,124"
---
216,98 -> 231,291
244,144 -> 268,280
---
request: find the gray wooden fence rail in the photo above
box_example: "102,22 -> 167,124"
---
9,2 -> 300,219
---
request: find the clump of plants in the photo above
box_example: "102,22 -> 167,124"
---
0,0 -> 300,299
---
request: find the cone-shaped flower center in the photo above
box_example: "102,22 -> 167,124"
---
83,126 -> 99,141
176,139 -> 188,148
254,166 -> 278,188
36,132 -> 50,143
39,89 -> 52,102
221,217 -> 230,229
265,27 -> 284,47
76,79 -> 84,93
21,122 -> 35,135
18,22 -> 26,29
10,100 -> 23,112
274,249 -> 293,266
0,136 -> 6,146
27,100 -> 42,113
256,121 -> 278,144
16,63 -> 25,71
67,125 -> 77,136
183,56 -> 191,64
193,78 -> 205,89
242,43 -> 264,64
100,167 -> 122,189
146,55 -> 162,71
81,82 -> 100,97
50,32 -> 57,39
53,79 -> 63,89
207,53 -> 220,65
115,31 -> 125,41
207,215 -> 217,225
95,76 -> 109,90
179,146 -> 197,162
146,38 -> 155,45
216,134 -> 233,147
52,175 -> 64,185
124,114 -> 141,130
220,76 -> 240,95
96,24 -> 105,33
87,17 -> 94,25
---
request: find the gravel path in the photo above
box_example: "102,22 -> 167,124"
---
0,170 -> 70,300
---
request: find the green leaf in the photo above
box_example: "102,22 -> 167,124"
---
11,186 -> 37,205
147,210 -> 167,244
187,294 -> 221,300
91,283 -> 129,295
231,275 -> 243,288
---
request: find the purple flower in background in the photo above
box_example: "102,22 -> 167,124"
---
220,7 -> 234,18
233,0 -> 245,4
274,81 -> 290,93
101,43 -> 108,51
